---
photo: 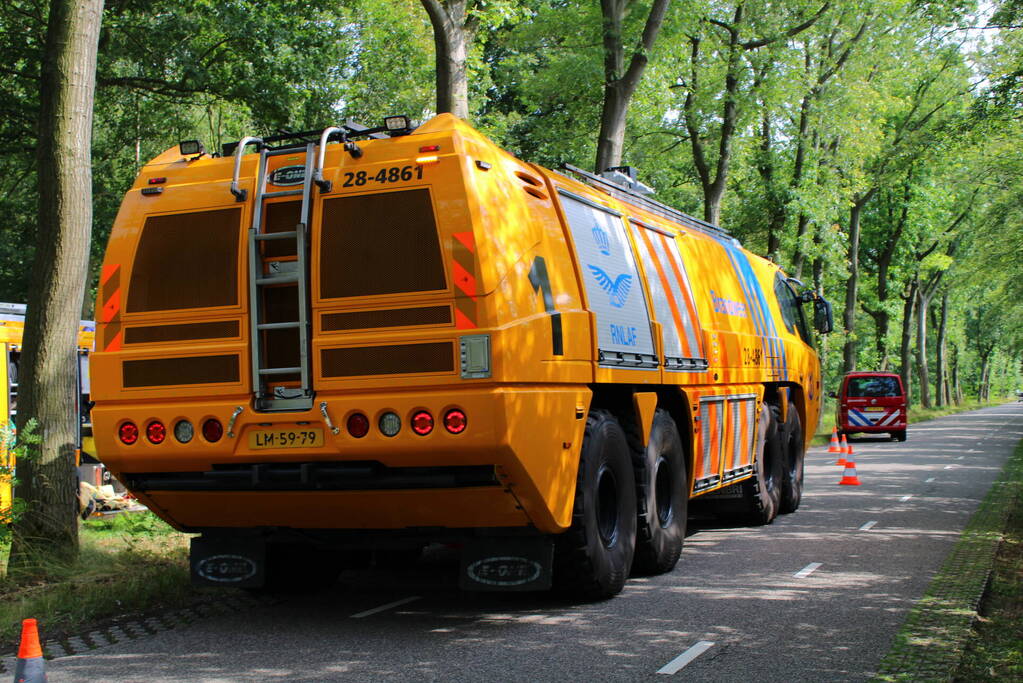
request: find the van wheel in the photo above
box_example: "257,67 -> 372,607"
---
778,406 -> 804,514
892,430 -> 907,442
554,410 -> 637,599
742,404 -> 783,525
628,409 -> 687,576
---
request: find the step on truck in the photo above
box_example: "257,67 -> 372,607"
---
91,114 -> 833,598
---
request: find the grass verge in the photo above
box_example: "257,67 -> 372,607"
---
954,458 -> 1023,680
873,437 -> 1023,681
0,512 -> 219,652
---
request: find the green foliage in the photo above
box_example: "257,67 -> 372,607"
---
0,419 -> 39,542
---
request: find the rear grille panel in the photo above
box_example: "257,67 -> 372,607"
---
124,321 -> 239,344
123,355 -> 240,387
126,462 -> 498,492
321,306 -> 451,331
320,342 -> 454,377
319,188 -> 446,298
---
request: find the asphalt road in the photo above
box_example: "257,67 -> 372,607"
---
45,402 -> 1023,682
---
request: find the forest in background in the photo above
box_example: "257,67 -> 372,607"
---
1,0 -> 1021,407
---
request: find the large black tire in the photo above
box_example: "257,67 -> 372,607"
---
554,410 -> 637,599
628,409 -> 687,576
892,430 -> 907,442
778,405 -> 804,514
742,404 -> 783,525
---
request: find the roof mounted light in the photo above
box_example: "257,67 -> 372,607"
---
179,140 -> 205,157
384,115 -> 412,135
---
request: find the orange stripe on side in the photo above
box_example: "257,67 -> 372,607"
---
104,328 -> 123,352
452,260 -> 477,301
636,225 -> 692,358
659,233 -> 704,358
453,232 -> 476,253
454,309 -> 477,330
101,288 -> 120,324
100,263 -> 120,286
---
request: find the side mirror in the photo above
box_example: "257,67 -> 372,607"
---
814,297 -> 834,334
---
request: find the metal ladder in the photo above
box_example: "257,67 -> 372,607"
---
232,137 -> 316,412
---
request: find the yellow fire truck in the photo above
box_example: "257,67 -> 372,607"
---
92,115 -> 832,596
0,303 -> 100,513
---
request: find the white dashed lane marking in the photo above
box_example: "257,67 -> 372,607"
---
350,596 -> 421,618
793,562 -> 822,578
900,495 -> 912,502
656,641 -> 715,675
859,521 -> 878,531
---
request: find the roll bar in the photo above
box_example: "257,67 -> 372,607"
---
230,136 -> 264,202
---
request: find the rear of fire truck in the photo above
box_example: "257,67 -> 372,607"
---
91,115 -> 597,592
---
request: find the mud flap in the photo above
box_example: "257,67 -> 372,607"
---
190,537 -> 266,588
459,537 -> 554,592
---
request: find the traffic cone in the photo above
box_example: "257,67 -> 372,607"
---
827,427 -> 842,453
835,434 -> 850,466
838,456 -> 861,486
13,618 -> 46,682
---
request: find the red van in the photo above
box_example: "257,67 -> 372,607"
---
833,372 -> 907,441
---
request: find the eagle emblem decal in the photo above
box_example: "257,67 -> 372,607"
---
588,265 -> 632,308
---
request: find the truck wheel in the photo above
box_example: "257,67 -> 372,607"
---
554,410 -> 637,599
892,430 -> 907,442
742,404 -> 783,525
629,409 -> 687,576
778,405 -> 804,514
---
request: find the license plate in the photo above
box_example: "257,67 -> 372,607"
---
864,407 -> 886,412
248,428 -> 324,449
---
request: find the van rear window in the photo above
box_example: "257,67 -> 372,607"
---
846,377 -> 902,398
126,208 -> 240,312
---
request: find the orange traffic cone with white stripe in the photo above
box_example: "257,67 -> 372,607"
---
13,618 -> 46,682
835,434 -> 850,466
828,427 -> 842,454
838,452 -> 861,486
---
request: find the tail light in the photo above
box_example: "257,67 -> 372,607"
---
118,421 -> 139,445
411,411 -> 434,436
146,421 -> 167,444
347,413 -> 369,438
444,409 -> 467,434
202,418 -> 223,442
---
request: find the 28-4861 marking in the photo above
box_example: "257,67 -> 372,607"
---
342,165 -> 424,187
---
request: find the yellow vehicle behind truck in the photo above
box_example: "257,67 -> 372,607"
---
1,303 -> 100,514
92,115 -> 832,596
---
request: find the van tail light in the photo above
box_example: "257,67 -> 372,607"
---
411,411 -> 434,436
146,421 -> 167,444
444,409 -> 467,434
202,418 -> 223,442
119,421 -> 139,445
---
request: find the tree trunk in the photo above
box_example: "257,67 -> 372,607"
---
10,0 -> 104,569
843,193 -> 874,373
935,293 -> 948,406
979,354 -> 991,402
594,0 -> 670,173
899,280 -> 917,401
915,287 -> 931,408
421,0 -> 476,120
950,342 -> 962,405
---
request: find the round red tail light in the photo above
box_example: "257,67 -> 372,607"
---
411,411 -> 434,436
202,418 -> 223,442
146,421 -> 167,444
347,412 -> 369,438
118,421 -> 139,445
444,409 -> 467,434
